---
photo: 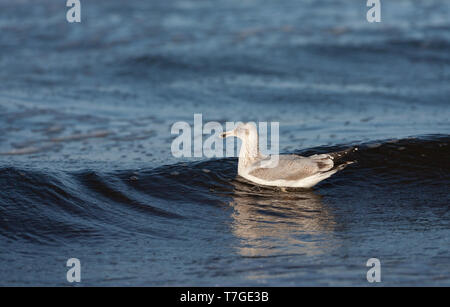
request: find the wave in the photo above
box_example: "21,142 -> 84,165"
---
0,135 -> 448,245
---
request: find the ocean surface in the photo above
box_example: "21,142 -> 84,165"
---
0,0 -> 449,286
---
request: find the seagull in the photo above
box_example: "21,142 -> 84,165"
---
220,123 -> 355,189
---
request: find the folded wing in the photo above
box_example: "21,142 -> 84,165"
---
249,154 -> 334,181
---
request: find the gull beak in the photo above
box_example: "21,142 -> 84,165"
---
220,130 -> 235,138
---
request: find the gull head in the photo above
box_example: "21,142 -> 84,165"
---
220,122 -> 258,142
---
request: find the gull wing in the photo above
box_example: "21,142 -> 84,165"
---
248,154 -> 334,181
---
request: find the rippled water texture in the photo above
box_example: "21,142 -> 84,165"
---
0,0 -> 449,285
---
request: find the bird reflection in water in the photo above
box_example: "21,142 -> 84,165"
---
227,178 -> 339,257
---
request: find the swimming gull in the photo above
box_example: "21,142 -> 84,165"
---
220,123 -> 355,188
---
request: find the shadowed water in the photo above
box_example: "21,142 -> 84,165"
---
1,137 -> 449,285
0,0 -> 449,286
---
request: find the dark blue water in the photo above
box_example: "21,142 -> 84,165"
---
0,0 -> 449,286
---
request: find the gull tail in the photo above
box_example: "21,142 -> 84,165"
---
328,146 -> 358,161
333,160 -> 355,171
309,160 -> 354,188
325,147 -> 357,175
